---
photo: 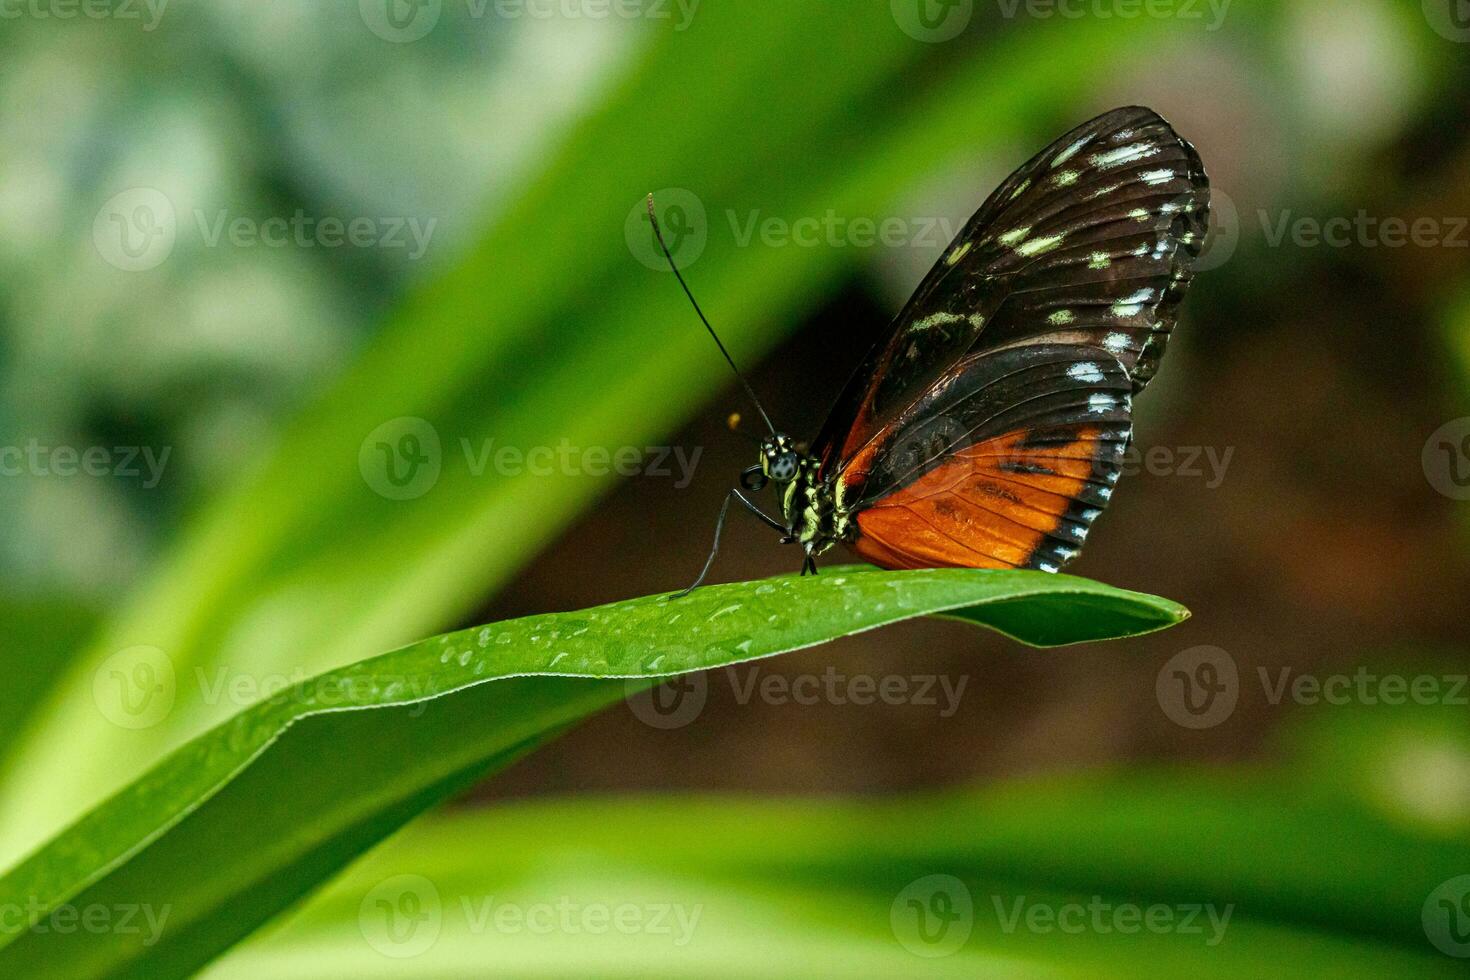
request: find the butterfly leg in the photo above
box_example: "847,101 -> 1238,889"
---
799,553 -> 818,576
671,488 -> 785,598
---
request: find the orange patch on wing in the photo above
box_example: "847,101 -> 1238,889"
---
850,426 -> 1105,570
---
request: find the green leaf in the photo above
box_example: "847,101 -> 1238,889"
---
202,773 -> 1467,978
0,568 -> 1183,978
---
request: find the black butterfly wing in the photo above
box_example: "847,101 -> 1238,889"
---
813,106 -> 1208,480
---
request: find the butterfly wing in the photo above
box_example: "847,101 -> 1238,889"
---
837,344 -> 1132,571
813,105 -> 1208,479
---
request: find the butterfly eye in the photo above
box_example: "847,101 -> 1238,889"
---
769,452 -> 799,482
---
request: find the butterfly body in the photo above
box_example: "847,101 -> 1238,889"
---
666,106 -> 1209,594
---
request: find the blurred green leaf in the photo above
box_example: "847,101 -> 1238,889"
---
0,567 -> 1183,978
202,772 -> 1467,978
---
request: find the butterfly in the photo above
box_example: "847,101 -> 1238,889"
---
649,106 -> 1210,594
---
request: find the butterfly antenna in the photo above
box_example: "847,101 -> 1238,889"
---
646,193 -> 776,435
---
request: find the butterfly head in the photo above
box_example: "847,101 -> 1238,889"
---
759,434 -> 800,484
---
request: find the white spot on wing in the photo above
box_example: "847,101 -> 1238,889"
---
1103,332 -> 1130,353
1088,251 -> 1111,270
1016,233 -> 1064,257
1141,169 -> 1175,185
1051,135 -> 1091,168
1110,288 -> 1154,317
910,312 -> 965,333
998,225 -> 1031,247
1068,362 -> 1105,384
1091,143 -> 1157,168
1048,310 -> 1075,325
945,241 -> 972,266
